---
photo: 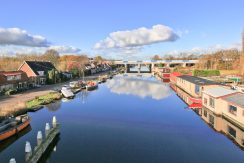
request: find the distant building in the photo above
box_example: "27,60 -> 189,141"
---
176,75 -> 219,98
0,71 -> 29,91
18,61 -> 57,86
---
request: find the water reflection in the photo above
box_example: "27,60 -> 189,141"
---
202,107 -> 244,150
0,125 -> 32,153
46,100 -> 62,112
106,75 -> 172,100
38,135 -> 60,163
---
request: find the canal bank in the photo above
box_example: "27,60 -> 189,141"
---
1,74 -> 244,163
0,71 -> 115,117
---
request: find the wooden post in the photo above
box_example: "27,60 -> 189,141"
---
9,158 -> 16,163
37,131 -> 43,146
45,123 -> 50,137
52,116 -> 57,128
25,141 -> 32,161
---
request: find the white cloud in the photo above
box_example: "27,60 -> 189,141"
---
48,45 -> 81,53
94,24 -> 179,50
106,75 -> 172,100
0,28 -> 49,47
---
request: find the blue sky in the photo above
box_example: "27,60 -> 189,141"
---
0,0 -> 243,59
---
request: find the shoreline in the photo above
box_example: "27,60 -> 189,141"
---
0,71 -> 114,118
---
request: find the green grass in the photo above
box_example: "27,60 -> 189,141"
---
26,92 -> 62,109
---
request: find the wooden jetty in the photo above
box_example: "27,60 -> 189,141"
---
9,116 -> 60,163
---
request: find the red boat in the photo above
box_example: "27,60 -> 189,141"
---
0,114 -> 30,141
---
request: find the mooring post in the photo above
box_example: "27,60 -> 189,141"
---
37,131 -> 43,146
45,123 -> 50,137
25,141 -> 32,161
52,116 -> 57,128
9,158 -> 16,163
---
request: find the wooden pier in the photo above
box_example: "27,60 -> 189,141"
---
26,124 -> 60,163
9,116 -> 60,163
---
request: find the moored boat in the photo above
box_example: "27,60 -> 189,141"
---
61,85 -> 75,98
0,114 -> 30,141
86,81 -> 98,91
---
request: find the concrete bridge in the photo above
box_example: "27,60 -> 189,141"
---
114,60 -> 198,73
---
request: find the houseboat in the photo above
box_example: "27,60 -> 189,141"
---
170,83 -> 202,111
86,81 -> 98,91
176,75 -> 220,98
202,86 -> 244,127
0,114 -> 30,141
61,85 -> 75,98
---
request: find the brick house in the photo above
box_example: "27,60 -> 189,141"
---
0,71 -> 29,91
18,61 -> 57,87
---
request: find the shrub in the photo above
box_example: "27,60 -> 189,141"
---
193,69 -> 220,77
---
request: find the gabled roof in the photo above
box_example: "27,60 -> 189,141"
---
203,86 -> 237,98
24,61 -> 56,75
178,75 -> 219,85
222,93 -> 244,108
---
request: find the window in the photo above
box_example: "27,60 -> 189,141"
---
229,105 -> 237,115
204,110 -> 207,117
209,98 -> 215,108
204,98 -> 207,105
7,75 -> 21,81
37,71 -> 44,76
228,126 -> 236,138
209,114 -> 214,126
195,85 -> 200,94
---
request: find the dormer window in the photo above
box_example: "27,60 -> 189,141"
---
37,71 -> 44,76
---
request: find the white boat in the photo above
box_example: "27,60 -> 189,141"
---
69,81 -> 80,88
61,85 -> 75,98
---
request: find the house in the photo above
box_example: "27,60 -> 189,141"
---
221,93 -> 244,126
18,61 -> 57,86
61,72 -> 73,79
176,75 -> 219,98
0,71 -> 29,91
202,86 -> 238,115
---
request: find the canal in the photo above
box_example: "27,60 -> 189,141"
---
0,74 -> 244,163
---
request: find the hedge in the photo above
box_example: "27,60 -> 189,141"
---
193,69 -> 220,77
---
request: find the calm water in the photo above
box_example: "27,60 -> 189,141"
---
0,74 -> 244,163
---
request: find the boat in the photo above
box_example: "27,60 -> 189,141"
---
98,75 -> 107,83
69,81 -> 80,88
61,85 -> 75,98
78,80 -> 87,89
0,114 -> 30,141
86,81 -> 98,91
